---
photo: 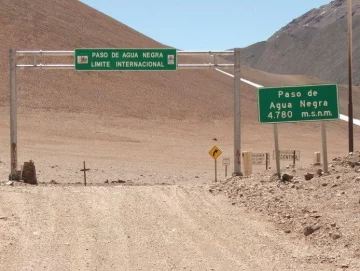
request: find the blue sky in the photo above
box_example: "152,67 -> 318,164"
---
80,0 -> 330,50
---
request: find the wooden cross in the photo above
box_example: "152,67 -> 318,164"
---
80,161 -> 90,186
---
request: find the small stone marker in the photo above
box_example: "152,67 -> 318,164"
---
313,152 -> 321,165
22,160 -> 38,185
222,157 -> 230,178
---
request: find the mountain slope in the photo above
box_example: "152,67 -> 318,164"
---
0,0 -> 237,121
241,0 -> 360,85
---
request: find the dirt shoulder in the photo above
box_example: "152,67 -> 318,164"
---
210,152 -> 360,270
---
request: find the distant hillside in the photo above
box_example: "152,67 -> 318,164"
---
0,0 -> 236,121
241,0 -> 360,85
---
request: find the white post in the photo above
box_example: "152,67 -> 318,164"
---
242,151 -> 252,176
234,48 -> 241,176
321,122 -> 329,173
274,124 -> 281,179
313,152 -> 321,165
9,49 -> 18,178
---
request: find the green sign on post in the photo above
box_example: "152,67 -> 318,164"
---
258,84 -> 339,123
75,48 -> 177,71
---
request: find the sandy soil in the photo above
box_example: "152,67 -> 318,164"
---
1,182 -> 337,271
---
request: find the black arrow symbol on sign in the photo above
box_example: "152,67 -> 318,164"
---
213,150 -> 218,157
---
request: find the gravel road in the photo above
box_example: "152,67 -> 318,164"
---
0,183 -> 334,271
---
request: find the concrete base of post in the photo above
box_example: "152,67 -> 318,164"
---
242,151 -> 252,177
8,172 -> 21,181
313,151 -> 321,165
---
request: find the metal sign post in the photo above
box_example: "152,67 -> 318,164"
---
273,124 -> 281,179
348,0 -> 354,152
234,48 -> 241,176
209,146 -> 222,182
266,153 -> 269,170
215,160 -> 217,182
9,49 -> 18,179
257,84 -> 340,179
321,122 -> 329,173
293,150 -> 296,167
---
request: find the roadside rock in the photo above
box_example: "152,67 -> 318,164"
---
282,174 -> 293,182
331,232 -> 342,240
303,225 -> 320,236
304,173 -> 314,181
316,169 -> 323,176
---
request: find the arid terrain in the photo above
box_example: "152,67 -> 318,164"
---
241,0 -> 360,85
1,0 -> 360,270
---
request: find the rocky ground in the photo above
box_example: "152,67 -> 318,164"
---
210,152 -> 360,270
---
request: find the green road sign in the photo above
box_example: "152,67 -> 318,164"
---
258,84 -> 339,123
75,48 -> 177,71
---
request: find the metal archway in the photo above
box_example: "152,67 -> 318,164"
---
9,48 -> 242,178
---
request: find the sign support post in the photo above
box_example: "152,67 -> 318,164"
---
293,150 -> 296,167
348,0 -> 354,152
234,48 -> 241,176
9,48 -> 18,179
209,146 -> 222,182
274,124 -> 281,179
215,160 -> 217,182
266,153 -> 269,170
321,122 -> 329,173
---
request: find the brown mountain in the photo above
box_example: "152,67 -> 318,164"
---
0,0 -> 238,121
241,0 -> 360,85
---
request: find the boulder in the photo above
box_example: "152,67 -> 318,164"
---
22,160 -> 38,185
281,173 -> 293,182
303,224 -> 320,236
304,173 -> 314,181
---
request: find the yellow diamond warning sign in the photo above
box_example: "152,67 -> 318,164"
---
209,146 -> 222,160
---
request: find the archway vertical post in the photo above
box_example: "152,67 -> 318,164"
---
347,0 -> 354,152
234,48 -> 241,176
9,48 -> 18,178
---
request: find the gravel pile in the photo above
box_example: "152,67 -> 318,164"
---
210,154 -> 360,268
